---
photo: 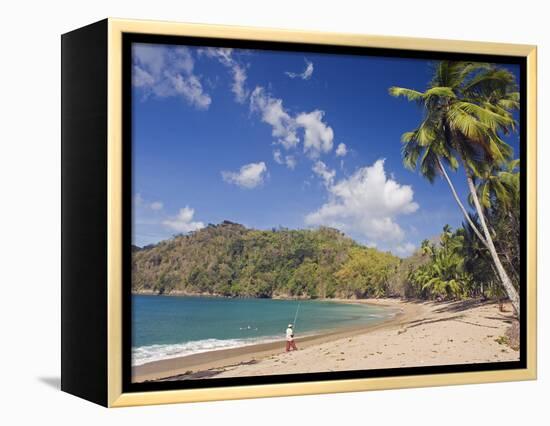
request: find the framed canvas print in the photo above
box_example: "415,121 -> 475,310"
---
61,18 -> 537,407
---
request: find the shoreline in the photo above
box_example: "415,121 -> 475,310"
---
132,298 -> 422,382
132,298 -> 519,382
213,298 -> 519,379
132,290 -> 388,301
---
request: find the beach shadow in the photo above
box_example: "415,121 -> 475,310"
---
158,370 -> 221,381
406,314 -> 465,329
407,312 -> 504,330
432,299 -> 493,314
155,359 -> 259,382
484,316 -> 514,324
38,376 -> 61,390
454,319 -> 499,329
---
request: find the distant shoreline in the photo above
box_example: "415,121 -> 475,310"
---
131,289 -> 392,302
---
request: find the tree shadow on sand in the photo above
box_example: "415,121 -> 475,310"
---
431,299 -> 497,314
405,314 -> 465,329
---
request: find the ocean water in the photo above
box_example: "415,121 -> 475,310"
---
132,295 -> 396,366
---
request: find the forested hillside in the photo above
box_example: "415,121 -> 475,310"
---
132,221 -> 400,298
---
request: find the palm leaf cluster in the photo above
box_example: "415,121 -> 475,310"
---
409,227 -> 472,300
389,61 -> 518,181
470,159 -> 520,211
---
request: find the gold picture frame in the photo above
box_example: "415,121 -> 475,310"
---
61,18 -> 537,407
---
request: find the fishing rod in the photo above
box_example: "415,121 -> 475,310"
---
292,300 -> 301,330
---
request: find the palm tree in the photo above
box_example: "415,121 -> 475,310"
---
470,160 -> 521,287
389,61 -> 520,316
420,239 -> 434,256
469,159 -> 519,212
460,214 -> 495,298
410,226 -> 471,300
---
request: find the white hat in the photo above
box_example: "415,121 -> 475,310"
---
288,324 -> 293,327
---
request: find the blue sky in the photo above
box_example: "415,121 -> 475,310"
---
132,43 -> 520,256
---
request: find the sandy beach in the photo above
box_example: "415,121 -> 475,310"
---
132,298 -> 519,383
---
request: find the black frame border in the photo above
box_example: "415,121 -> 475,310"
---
122,33 -> 528,394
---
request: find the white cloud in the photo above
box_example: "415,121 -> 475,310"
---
312,160 -> 335,187
150,201 -> 163,211
250,87 -> 299,149
133,66 -> 155,87
200,48 -> 249,103
134,193 -> 145,207
305,159 -> 419,246
132,44 -> 211,109
250,87 -> 334,159
273,149 -> 283,164
285,59 -> 314,80
166,73 -> 211,109
273,150 -> 297,169
285,155 -> 297,170
231,65 -> 248,103
134,193 -> 164,211
273,149 -> 284,164
222,162 -> 267,189
394,242 -> 417,257
335,143 -> 348,157
162,207 -> 205,233
295,110 -> 334,158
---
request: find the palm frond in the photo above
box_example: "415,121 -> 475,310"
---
453,101 -> 515,132
401,138 -> 422,171
480,181 -> 491,209
506,158 -> 520,172
462,68 -> 517,98
497,97 -> 520,111
388,87 -> 425,102
424,86 -> 456,100
447,104 -> 489,141
457,62 -> 493,82
486,132 -> 514,163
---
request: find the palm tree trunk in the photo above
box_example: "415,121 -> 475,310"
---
503,250 -> 520,286
488,222 -> 520,286
436,157 -> 489,247
487,220 -> 519,286
466,173 -> 520,317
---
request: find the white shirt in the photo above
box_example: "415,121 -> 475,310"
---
286,327 -> 294,341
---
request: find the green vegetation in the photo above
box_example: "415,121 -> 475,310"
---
132,222 -> 400,298
389,61 -> 521,316
408,228 -> 470,300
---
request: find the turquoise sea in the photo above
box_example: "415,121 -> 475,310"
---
132,295 -> 396,366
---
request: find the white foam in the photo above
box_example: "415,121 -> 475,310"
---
132,310 -> 396,366
132,336 -> 281,366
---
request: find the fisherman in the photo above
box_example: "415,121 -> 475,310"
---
285,323 -> 298,352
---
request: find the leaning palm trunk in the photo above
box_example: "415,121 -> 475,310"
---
488,222 -> 520,286
466,174 -> 520,316
436,157 -> 489,247
503,250 -> 520,286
